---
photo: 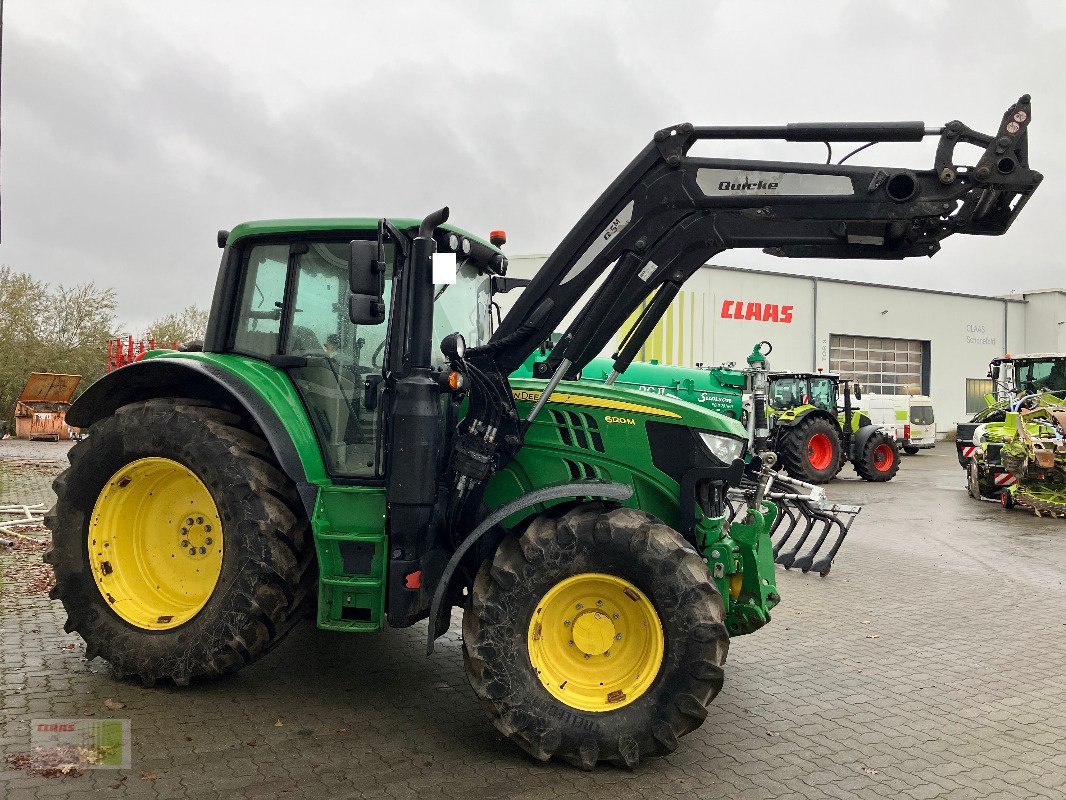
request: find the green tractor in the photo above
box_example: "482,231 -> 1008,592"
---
566,342 -> 901,484
45,99 -> 1039,767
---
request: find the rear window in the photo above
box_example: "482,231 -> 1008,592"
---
911,405 -> 934,425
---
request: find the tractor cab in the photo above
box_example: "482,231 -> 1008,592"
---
1002,354 -> 1066,398
768,372 -> 838,413
215,219 -> 501,479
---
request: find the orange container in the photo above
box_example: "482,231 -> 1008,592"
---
12,373 -> 82,441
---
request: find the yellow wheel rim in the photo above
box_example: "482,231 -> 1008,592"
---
528,573 -> 664,712
88,457 -> 224,630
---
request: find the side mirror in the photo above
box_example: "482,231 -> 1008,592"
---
853,383 -> 862,400
349,294 -> 386,325
349,240 -> 383,295
349,240 -> 386,326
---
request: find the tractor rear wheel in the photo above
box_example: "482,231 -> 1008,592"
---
855,431 -> 901,482
463,503 -> 727,770
44,398 -> 315,686
777,416 -> 841,483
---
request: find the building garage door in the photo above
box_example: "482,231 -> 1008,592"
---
829,335 -> 927,395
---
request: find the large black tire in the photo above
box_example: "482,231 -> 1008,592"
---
967,458 -> 983,500
776,415 -> 842,484
854,431 -> 901,482
44,398 -> 315,686
463,503 -> 728,770
966,458 -> 999,501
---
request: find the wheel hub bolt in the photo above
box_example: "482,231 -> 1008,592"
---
181,527 -> 189,535
189,547 -> 197,555
575,603 -> 583,610
612,613 -> 619,620
568,640 -> 574,647
198,546 -> 207,555
186,518 -> 194,526
596,600 -> 603,606
180,539 -> 190,548
604,650 -> 611,657
615,633 -> 623,640
204,524 -> 212,533
205,537 -> 213,546
583,654 -> 591,660
563,620 -> 571,627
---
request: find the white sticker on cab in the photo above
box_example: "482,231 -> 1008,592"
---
432,252 -> 457,285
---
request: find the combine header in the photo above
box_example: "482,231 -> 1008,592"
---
958,352 -> 1066,514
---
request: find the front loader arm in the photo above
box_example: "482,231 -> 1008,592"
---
444,96 -> 1038,563
481,95 -> 1040,382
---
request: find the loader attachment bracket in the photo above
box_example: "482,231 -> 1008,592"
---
726,470 -> 861,577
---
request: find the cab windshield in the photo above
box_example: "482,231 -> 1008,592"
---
809,377 -> 836,411
1015,358 -> 1066,395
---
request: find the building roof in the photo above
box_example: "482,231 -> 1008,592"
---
701,262 -> 1029,303
507,255 -> 1030,303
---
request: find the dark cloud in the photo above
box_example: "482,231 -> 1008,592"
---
1,1 -> 1062,332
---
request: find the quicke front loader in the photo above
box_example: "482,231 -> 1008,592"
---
46,97 -> 1039,767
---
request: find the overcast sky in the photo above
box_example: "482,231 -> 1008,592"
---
1,1 -> 1063,333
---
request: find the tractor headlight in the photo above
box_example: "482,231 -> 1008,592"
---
697,431 -> 746,464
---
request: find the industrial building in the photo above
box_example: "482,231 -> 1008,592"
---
500,255 -> 1065,428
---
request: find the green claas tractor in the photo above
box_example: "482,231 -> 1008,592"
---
568,341 -> 901,483
46,98 -> 1040,767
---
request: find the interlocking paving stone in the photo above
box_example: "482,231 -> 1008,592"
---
2,440 -> 1065,798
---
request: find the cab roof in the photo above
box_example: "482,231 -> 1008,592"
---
225,217 -> 502,254
770,371 -> 840,380
991,353 -> 1066,362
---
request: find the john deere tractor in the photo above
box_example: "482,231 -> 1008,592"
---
566,342 -> 901,483
46,98 -> 1039,767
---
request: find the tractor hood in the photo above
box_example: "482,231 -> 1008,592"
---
508,376 -> 748,439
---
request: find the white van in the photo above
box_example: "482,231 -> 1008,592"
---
901,395 -> 936,453
857,394 -> 936,454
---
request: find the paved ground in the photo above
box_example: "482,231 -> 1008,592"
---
1,439 -> 1064,799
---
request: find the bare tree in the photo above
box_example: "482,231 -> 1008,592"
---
147,305 -> 209,348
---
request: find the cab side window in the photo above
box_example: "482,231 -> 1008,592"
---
233,245 -> 289,358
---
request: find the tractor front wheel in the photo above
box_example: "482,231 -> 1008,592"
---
44,399 -> 315,686
855,432 -> 901,482
463,504 -> 727,769
777,416 -> 842,483
967,459 -> 985,500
